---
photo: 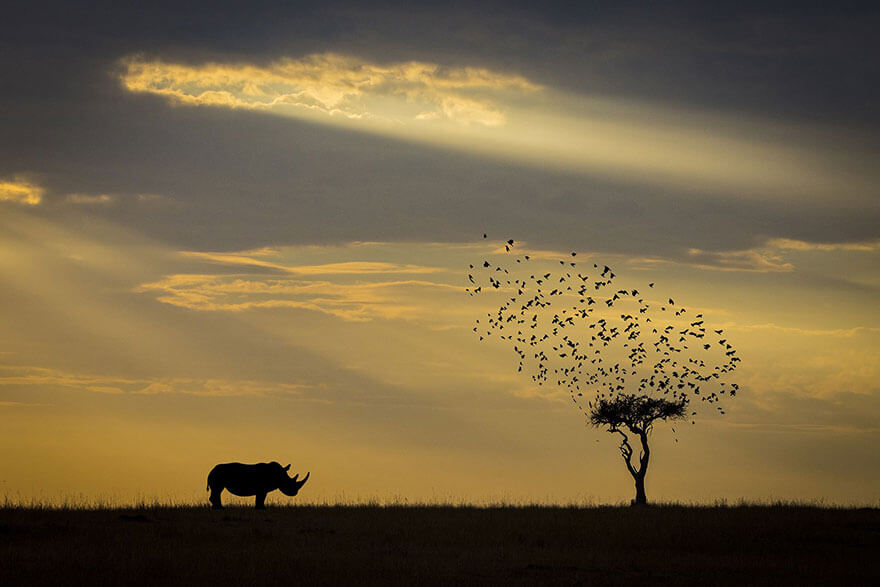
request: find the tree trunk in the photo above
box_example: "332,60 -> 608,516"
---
615,427 -> 651,506
632,431 -> 650,506
633,474 -> 647,505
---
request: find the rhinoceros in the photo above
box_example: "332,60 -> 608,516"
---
207,461 -> 310,509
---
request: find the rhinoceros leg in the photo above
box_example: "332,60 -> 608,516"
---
209,488 -> 224,509
254,492 -> 267,509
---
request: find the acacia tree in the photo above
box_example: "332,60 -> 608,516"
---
467,238 -> 739,505
590,395 -> 686,504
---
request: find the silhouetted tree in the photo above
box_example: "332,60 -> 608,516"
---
590,394 -> 686,504
467,237 -> 739,505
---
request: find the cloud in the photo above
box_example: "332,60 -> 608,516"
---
179,250 -> 445,275
133,243 -> 482,322
766,238 -> 880,252
0,178 -> 177,209
0,400 -> 53,408
0,364 -> 314,398
65,193 -> 116,205
494,239 -> 798,274
0,365 -> 141,393
119,53 -> 540,127
626,248 -> 794,273
683,248 -> 794,273
129,243 -> 491,323
137,273 -> 458,322
133,378 -> 313,397
641,236 -> 880,273
722,324 -> 880,338
0,177 -> 43,205
627,234 -> 880,274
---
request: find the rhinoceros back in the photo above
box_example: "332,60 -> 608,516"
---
207,462 -> 283,496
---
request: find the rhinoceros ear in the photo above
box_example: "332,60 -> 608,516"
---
283,464 -> 291,471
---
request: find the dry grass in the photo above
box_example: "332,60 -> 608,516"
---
1,503 -> 878,585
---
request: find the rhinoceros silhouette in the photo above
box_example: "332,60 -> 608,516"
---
207,461 -> 310,509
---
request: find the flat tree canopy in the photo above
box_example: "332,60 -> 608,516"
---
590,394 -> 688,433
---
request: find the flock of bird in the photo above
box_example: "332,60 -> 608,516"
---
466,236 -> 740,423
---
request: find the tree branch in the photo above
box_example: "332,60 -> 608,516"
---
610,427 -> 638,478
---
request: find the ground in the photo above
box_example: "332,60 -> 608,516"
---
1,505 -> 877,585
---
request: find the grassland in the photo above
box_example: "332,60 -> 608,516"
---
1,503 -> 877,585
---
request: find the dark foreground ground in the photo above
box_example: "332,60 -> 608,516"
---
1,505 -> 878,585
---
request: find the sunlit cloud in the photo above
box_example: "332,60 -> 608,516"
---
0,177 -> 43,205
135,244 -> 476,322
489,240 -> 790,273
119,53 -> 539,127
723,323 -> 880,338
0,177 -> 176,208
621,236 -> 880,275
683,248 -> 794,273
489,240 -> 790,274
626,249 -> 793,273
137,273 -> 459,321
180,250 -> 445,275
766,238 -> 880,252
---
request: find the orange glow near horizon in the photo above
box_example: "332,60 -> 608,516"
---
1,209 -> 878,505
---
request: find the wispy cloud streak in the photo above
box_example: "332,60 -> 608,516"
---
0,365 -> 314,397
179,250 -> 444,275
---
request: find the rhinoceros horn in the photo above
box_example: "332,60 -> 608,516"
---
280,470 -> 310,496
297,471 -> 310,487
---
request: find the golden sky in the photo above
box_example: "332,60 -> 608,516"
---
1,2 -> 878,505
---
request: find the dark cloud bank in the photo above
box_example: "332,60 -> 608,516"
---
2,1 -> 878,255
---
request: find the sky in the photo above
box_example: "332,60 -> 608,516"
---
1,1 -> 878,505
